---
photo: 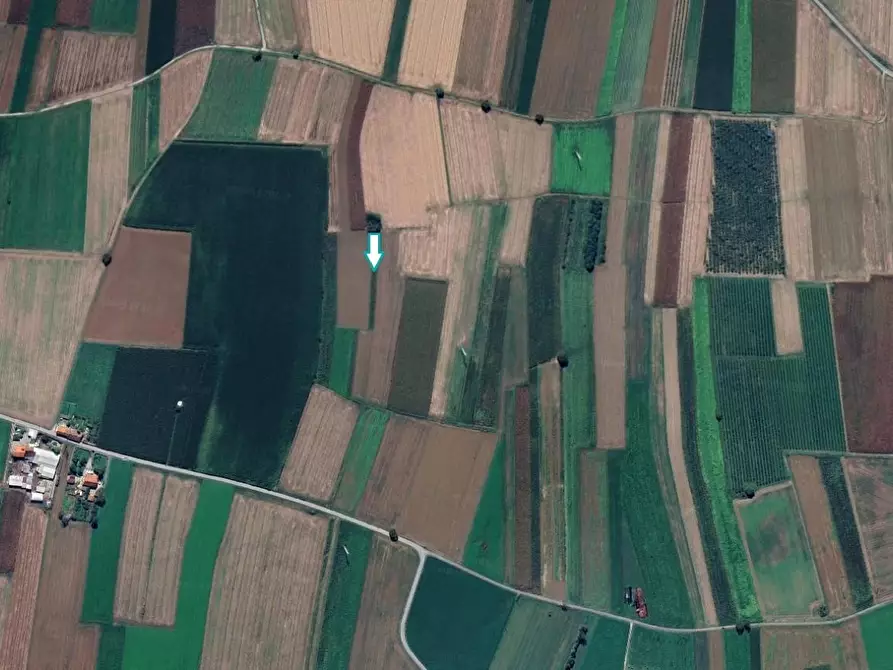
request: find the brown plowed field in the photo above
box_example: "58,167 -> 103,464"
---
855,119 -> 893,276
133,0 -> 152,76
85,88 -> 131,255
358,415 -> 496,560
83,228 -> 191,349
280,385 -> 360,501
452,0 -> 513,102
336,230 -> 371,328
175,0 -> 216,55
330,79 -> 372,233
662,0 -> 691,106
142,476 -> 197,626
0,26 -> 25,111
348,537 -> 418,670
114,468 -> 164,623
499,198 -> 534,266
201,495 -> 329,670
28,521 -> 98,670
771,279 -> 804,355
5,0 -> 30,23
832,279 -> 893,454
0,492 -> 25,573
0,506 -> 47,670
0,256 -> 102,427
538,360 -> 565,600
678,115 -> 711,306
214,0 -> 261,46
825,0 -> 893,71
159,49 -> 212,151
641,0 -> 673,107
845,458 -> 893,599
49,31 -> 136,105
398,206 -> 474,280
760,623 -> 867,670
788,455 -> 852,614
306,0 -> 393,76
512,385 -> 535,590
55,0 -> 92,26
530,0 -> 616,118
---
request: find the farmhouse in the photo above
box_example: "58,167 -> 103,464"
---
4,434 -> 61,508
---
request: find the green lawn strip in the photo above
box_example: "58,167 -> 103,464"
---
463,436 -> 507,582
122,481 -> 234,669
0,420 -> 9,472
626,626 -> 695,669
860,603 -> 893,668
315,524 -> 372,669
576,617 -> 629,669
91,0 -> 139,33
182,49 -> 276,141
723,629 -> 752,669
502,387 -> 516,580
596,0 -> 630,115
81,460 -> 134,624
406,557 -> 516,670
60,342 -> 118,426
328,328 -> 357,397
732,0 -> 753,113
677,0 -> 706,106
332,407 -> 391,513
611,0 -> 658,112
96,626 -> 126,670
382,0 -> 412,81
9,0 -> 57,113
692,278 -> 760,622
552,124 -> 614,195
0,103 -> 90,250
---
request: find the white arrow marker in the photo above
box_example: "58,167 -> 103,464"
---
365,232 -> 383,272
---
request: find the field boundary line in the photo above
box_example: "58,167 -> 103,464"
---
252,0 -> 267,50
622,621 -> 634,669
400,551 -> 428,669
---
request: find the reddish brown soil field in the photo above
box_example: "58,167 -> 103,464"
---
512,385 -> 535,591
832,278 -> 893,453
530,0 -> 616,118
174,0 -> 216,55
55,0 -> 93,27
83,228 -> 191,348
333,79 -> 372,232
6,0 -> 30,24
653,114 -> 693,307
27,522 -> 98,670
641,0 -> 673,107
336,230 -> 371,329
0,491 -> 25,573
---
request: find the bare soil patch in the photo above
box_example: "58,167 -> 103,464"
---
398,205 -> 474,280
330,79 -> 372,233
452,0 -> 513,102
336,230 -> 371,328
760,623 -> 867,670
201,495 -> 329,669
678,115 -> 711,306
257,0 -> 309,51
770,279 -> 804,355
214,0 -> 261,46
593,263 -> 627,449
55,0 -> 91,26
84,228 -> 191,349
174,0 -> 215,55
397,0 -> 468,89
48,31 -> 135,106
855,118 -> 893,276
645,114 -> 672,306
159,49 -> 213,151
306,0 -> 394,76
280,385 -> 360,501
499,198 -> 534,267
641,0 -> 673,107
776,118 -> 815,280
845,457 -> 893,599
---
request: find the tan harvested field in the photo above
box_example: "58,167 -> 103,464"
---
530,0 -> 616,118
257,0 -> 309,51
258,59 -> 354,144
451,0 -> 513,102
159,50 -> 212,151
0,255 -> 101,426
760,623 -> 867,670
828,0 -> 893,66
645,114 -> 672,306
44,31 -> 136,106
280,385 -> 359,501
499,198 -> 534,266
83,228 -> 191,348
359,87 -> 449,228
348,537 -> 418,670
398,206 -> 475,279
201,495 -> 329,670
25,29 -> 58,110
397,0 -> 468,90
663,0 -> 692,106
305,0 -> 393,76
707,630 -> 725,669
856,119 -> 893,276
776,118 -> 815,281
336,230 -> 371,328
352,234 -> 404,405
28,521 -> 98,670
429,207 -> 490,417
0,506 -> 47,670
845,457 -> 893,599
641,0 -> 673,107
662,309 -> 717,624
770,279 -> 804,355
803,118 -> 866,281
115,468 -> 165,624
215,0 -> 262,46
538,360 -> 566,601
358,415 -> 497,559
789,455 -> 853,615
678,115 -> 711,306
0,26 -> 25,112
84,88 -> 131,255
794,0 -> 884,120
441,100 -> 552,202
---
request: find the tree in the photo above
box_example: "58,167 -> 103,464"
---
535,114 -> 545,125
434,87 -> 445,99
480,101 -> 492,113
365,213 -> 382,234
93,454 -> 108,479
743,482 -> 757,499
817,604 -> 829,618
557,352 -> 569,369
101,253 -> 112,267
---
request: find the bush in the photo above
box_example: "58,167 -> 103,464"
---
92,453 -> 108,479
69,448 -> 89,476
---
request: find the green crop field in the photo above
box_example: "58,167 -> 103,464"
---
692,279 -> 761,622
0,102 -> 91,251
327,328 -> 356,397
332,407 -> 391,512
121,480 -> 233,669
723,629 -> 755,669
91,0 -> 139,32
612,0 -> 658,111
596,0 -> 630,115
182,50 -> 276,141
627,627 -> 695,669
129,77 -> 161,191
709,278 -> 776,357
0,420 -> 9,472
861,603 -> 893,668
383,0 -> 412,81
464,437 -> 507,582
527,198 -> 564,366
406,557 -> 516,670
60,343 -> 118,427
552,123 -> 614,195
732,0 -> 753,112
738,486 -> 822,616
575,617 -> 629,669
81,460 -> 134,625
315,524 -> 372,669
678,0 -> 706,106
96,626 -> 126,670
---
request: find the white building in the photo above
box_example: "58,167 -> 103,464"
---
32,448 -> 59,480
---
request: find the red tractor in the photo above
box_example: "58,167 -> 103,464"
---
633,587 -> 648,618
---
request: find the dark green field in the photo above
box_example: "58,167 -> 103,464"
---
527,197 -> 564,365
0,103 -> 90,250
96,626 -> 126,670
627,627 -> 695,669
126,140 -> 329,487
60,342 -> 119,427
91,0 -> 139,32
464,436 -> 507,582
750,0 -> 796,113
382,0 -> 411,81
